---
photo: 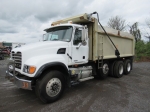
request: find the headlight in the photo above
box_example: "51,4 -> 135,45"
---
23,65 -> 36,74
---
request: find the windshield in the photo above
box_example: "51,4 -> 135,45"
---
45,26 -> 73,42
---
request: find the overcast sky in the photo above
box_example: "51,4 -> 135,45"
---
0,0 -> 150,43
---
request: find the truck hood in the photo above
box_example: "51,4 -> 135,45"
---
12,41 -> 69,69
12,41 -> 69,52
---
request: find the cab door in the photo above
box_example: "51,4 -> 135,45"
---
71,27 -> 89,64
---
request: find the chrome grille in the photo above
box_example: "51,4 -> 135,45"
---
11,51 -> 22,69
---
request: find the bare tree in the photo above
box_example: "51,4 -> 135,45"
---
129,22 -> 141,43
107,16 -> 126,31
145,19 -> 150,42
146,19 -> 150,29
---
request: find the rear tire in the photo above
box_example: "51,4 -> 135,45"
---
124,59 -> 131,75
114,61 -> 124,78
35,70 -> 65,103
109,61 -> 116,77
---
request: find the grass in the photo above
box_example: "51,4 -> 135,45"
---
135,40 -> 150,62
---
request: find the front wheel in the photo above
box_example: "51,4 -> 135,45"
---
35,70 -> 65,103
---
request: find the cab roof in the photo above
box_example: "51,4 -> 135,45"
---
44,23 -> 83,31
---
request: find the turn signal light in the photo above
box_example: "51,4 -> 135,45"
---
29,66 -> 36,74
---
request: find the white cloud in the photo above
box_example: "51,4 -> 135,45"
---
0,0 -> 150,43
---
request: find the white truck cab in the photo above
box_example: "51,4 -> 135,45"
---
6,12 -> 134,103
44,24 -> 89,65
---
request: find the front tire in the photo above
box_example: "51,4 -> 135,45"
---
35,70 -> 65,103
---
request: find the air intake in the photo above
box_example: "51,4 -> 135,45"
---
11,51 -> 22,69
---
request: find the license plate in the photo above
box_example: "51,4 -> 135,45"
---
22,82 -> 29,89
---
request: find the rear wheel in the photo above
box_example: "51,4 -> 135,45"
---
114,61 -> 124,78
35,70 -> 65,103
109,61 -> 116,77
124,59 -> 131,75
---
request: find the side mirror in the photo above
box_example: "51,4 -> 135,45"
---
82,41 -> 87,46
82,28 -> 85,41
82,26 -> 88,41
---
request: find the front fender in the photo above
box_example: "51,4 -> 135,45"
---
22,54 -> 68,77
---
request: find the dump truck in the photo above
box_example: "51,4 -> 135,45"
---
6,12 -> 135,103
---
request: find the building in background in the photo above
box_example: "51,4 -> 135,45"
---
0,42 -> 26,51
2,42 -> 12,47
0,42 -> 4,48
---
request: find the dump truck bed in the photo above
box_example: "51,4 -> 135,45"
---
94,26 -> 135,60
51,13 -> 135,61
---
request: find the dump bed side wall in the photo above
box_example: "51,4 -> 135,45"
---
93,34 -> 134,60
91,19 -> 135,61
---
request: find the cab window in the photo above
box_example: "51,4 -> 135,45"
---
73,29 -> 82,45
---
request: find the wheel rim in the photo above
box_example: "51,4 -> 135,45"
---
46,78 -> 62,97
103,63 -> 109,74
127,63 -> 131,72
119,64 -> 123,75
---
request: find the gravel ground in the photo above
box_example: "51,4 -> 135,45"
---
0,60 -> 150,112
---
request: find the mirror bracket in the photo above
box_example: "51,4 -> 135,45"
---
76,43 -> 82,49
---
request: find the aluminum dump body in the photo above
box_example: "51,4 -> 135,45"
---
51,13 -> 135,61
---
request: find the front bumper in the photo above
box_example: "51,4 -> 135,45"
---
5,71 -> 32,90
